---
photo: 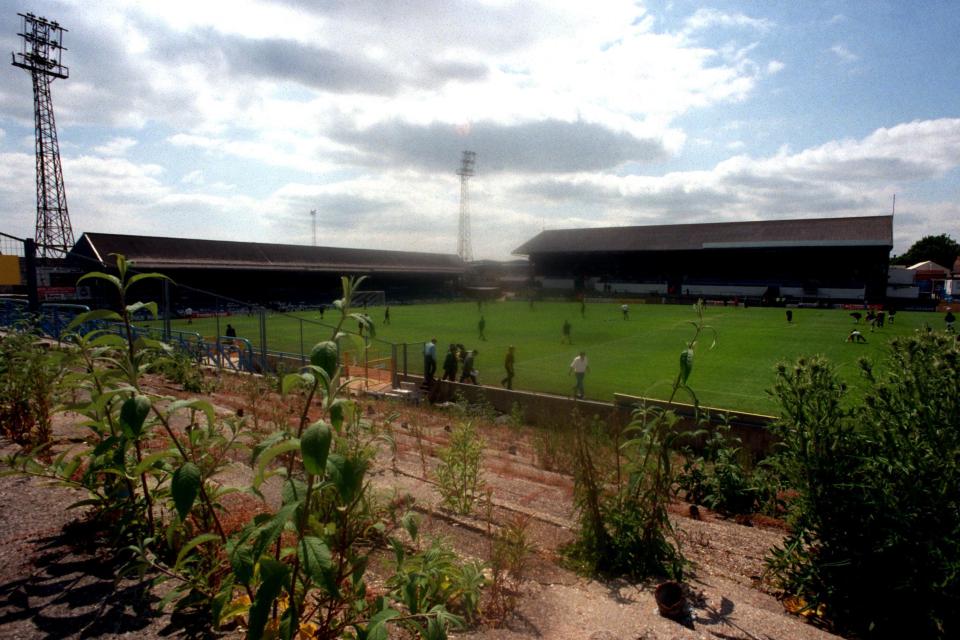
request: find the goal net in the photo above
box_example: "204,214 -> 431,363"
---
350,290 -> 386,307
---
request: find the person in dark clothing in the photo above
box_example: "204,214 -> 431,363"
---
478,316 -> 487,341
460,349 -> 478,384
501,346 -> 515,390
947,309 -> 956,331
384,306 -> 391,325
785,310 -> 793,323
561,319 -> 572,344
442,344 -> 458,381
225,324 -> 237,338
888,309 -> 897,324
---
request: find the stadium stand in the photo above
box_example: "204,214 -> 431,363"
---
68,232 -> 465,306
513,215 -> 893,304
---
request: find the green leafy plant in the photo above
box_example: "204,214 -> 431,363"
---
389,517 -> 483,627
3,269 -> 467,640
765,332 -> 960,638
677,418 -> 756,515
485,500 -> 533,625
149,348 -> 209,393
216,276 -> 461,639
565,302 -> 715,580
435,421 -> 485,515
0,329 -> 69,447
567,405 -> 686,579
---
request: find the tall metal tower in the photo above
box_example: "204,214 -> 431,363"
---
456,150 -> 476,262
12,13 -> 74,258
310,209 -> 317,246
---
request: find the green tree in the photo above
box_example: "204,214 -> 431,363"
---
891,233 -> 960,269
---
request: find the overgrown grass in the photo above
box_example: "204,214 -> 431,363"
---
144,301 -> 932,414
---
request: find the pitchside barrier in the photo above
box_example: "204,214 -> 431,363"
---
0,292 -> 426,386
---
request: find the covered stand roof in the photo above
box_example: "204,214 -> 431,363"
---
513,215 -> 893,255
70,232 -> 465,275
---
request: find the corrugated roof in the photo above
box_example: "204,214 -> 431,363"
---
71,232 -> 465,274
513,215 -> 893,255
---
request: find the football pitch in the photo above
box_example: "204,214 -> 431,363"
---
148,301 -> 940,416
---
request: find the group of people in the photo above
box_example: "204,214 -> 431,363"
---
424,338 -> 590,399
849,308 -> 896,330
424,339 -> 480,386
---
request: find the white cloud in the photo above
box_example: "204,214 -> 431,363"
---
506,118 -> 960,254
94,137 -> 138,156
683,8 -> 773,34
830,43 -> 858,63
766,60 -> 785,74
181,170 -> 205,185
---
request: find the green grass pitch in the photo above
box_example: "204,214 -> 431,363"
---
146,301 -> 942,416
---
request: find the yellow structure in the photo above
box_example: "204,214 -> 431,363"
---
0,255 -> 22,285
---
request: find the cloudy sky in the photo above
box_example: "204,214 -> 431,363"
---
2,1 -> 959,259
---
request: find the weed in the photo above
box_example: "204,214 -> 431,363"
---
676,418 -> 756,515
0,330 -> 69,447
509,400 -> 525,432
484,492 -> 533,626
766,332 -> 960,638
435,421 -> 485,515
532,421 -> 576,472
389,519 -> 485,626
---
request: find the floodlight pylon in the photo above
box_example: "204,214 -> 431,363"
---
12,13 -> 74,258
457,150 -> 476,262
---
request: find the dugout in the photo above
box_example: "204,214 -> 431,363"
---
513,215 -> 893,305
67,232 -> 465,309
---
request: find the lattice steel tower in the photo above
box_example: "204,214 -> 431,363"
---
456,150 -> 476,262
12,13 -> 74,258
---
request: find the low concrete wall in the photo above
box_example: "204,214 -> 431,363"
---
398,376 -> 777,458
612,393 -> 777,460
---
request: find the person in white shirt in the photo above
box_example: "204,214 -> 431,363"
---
569,351 -> 589,399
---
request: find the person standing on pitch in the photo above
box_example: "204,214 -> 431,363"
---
621,304 -> 629,320
561,319 -> 572,344
383,306 -> 391,325
501,345 -> 515,390
569,351 -> 589,399
423,338 -> 437,383
478,315 -> 487,341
